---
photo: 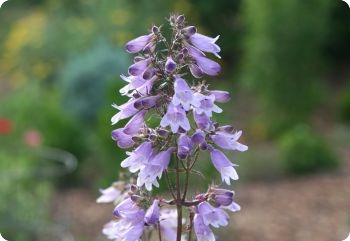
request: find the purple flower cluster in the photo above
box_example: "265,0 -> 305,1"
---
98,14 -> 248,241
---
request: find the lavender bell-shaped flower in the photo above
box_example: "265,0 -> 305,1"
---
113,198 -> 145,222
211,130 -> 248,152
209,90 -> 231,103
161,102 -> 190,133
136,75 -> 158,96
209,147 -> 239,185
189,33 -> 221,59
177,133 -> 192,159
195,94 -> 223,118
189,64 -> 204,78
111,99 -> 139,125
119,75 -> 146,96
96,185 -> 121,203
125,33 -> 154,53
144,199 -> 160,225
193,111 -> 212,130
194,213 -> 215,241
187,46 -> 221,76
128,57 -> 153,76
210,188 -> 235,207
137,147 -> 175,191
165,57 -> 177,74
121,141 -> 153,173
112,110 -> 146,148
197,201 -> 229,228
172,76 -> 201,111
134,95 -> 160,110
183,26 -> 197,36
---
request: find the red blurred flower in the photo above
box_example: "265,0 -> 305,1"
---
0,118 -> 12,134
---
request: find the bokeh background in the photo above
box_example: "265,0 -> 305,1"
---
0,0 -> 349,241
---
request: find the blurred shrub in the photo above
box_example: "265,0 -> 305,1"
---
0,84 -> 87,186
240,0 -> 332,135
279,125 -> 338,174
0,150 -> 51,241
58,41 -> 130,123
339,85 -> 350,124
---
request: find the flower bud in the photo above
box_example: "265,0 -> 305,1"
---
209,90 -> 231,103
217,125 -> 234,133
130,184 -> 138,193
177,134 -> 192,160
157,128 -> 169,137
189,64 -> 203,78
152,26 -> 160,34
199,142 -> 208,151
165,57 -> 177,74
183,26 -> 197,36
210,188 -> 235,207
144,199 -> 160,225
191,130 -> 205,144
176,15 -> 185,24
130,194 -> 142,203
134,56 -> 144,62
143,66 -> 156,80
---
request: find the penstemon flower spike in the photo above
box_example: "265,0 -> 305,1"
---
97,14 -> 248,241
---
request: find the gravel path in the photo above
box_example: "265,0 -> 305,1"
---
52,148 -> 350,241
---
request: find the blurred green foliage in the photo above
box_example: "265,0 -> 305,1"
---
339,84 -> 350,124
279,125 -> 338,174
240,0 -> 332,134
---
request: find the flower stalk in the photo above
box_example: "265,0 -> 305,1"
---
97,14 -> 248,241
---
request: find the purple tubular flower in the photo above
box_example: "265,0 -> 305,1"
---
211,131 -> 248,152
120,75 -> 146,96
137,147 -> 175,191
223,202 -> 241,212
121,141 -> 153,173
211,188 -> 235,207
195,94 -> 223,117
128,57 -> 152,76
125,33 -> 154,53
209,148 -> 239,185
111,99 -> 139,125
177,134 -> 192,159
142,66 -> 156,80
217,125 -> 234,133
193,111 -> 212,130
191,129 -> 205,144
111,110 -> 146,148
144,199 -> 160,225
134,95 -> 160,110
159,209 -> 178,241
165,57 -> 177,74
194,213 -> 215,241
183,26 -> 197,36
172,76 -> 201,110
189,33 -> 221,59
189,64 -> 204,78
187,46 -> 221,76
136,75 -> 158,96
160,103 -> 190,133
96,186 -> 121,203
113,198 -> 145,223
209,90 -> 231,103
198,202 -> 229,228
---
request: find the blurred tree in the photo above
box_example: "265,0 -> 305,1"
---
240,0 -> 332,135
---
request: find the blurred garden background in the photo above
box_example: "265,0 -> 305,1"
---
0,0 -> 350,240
